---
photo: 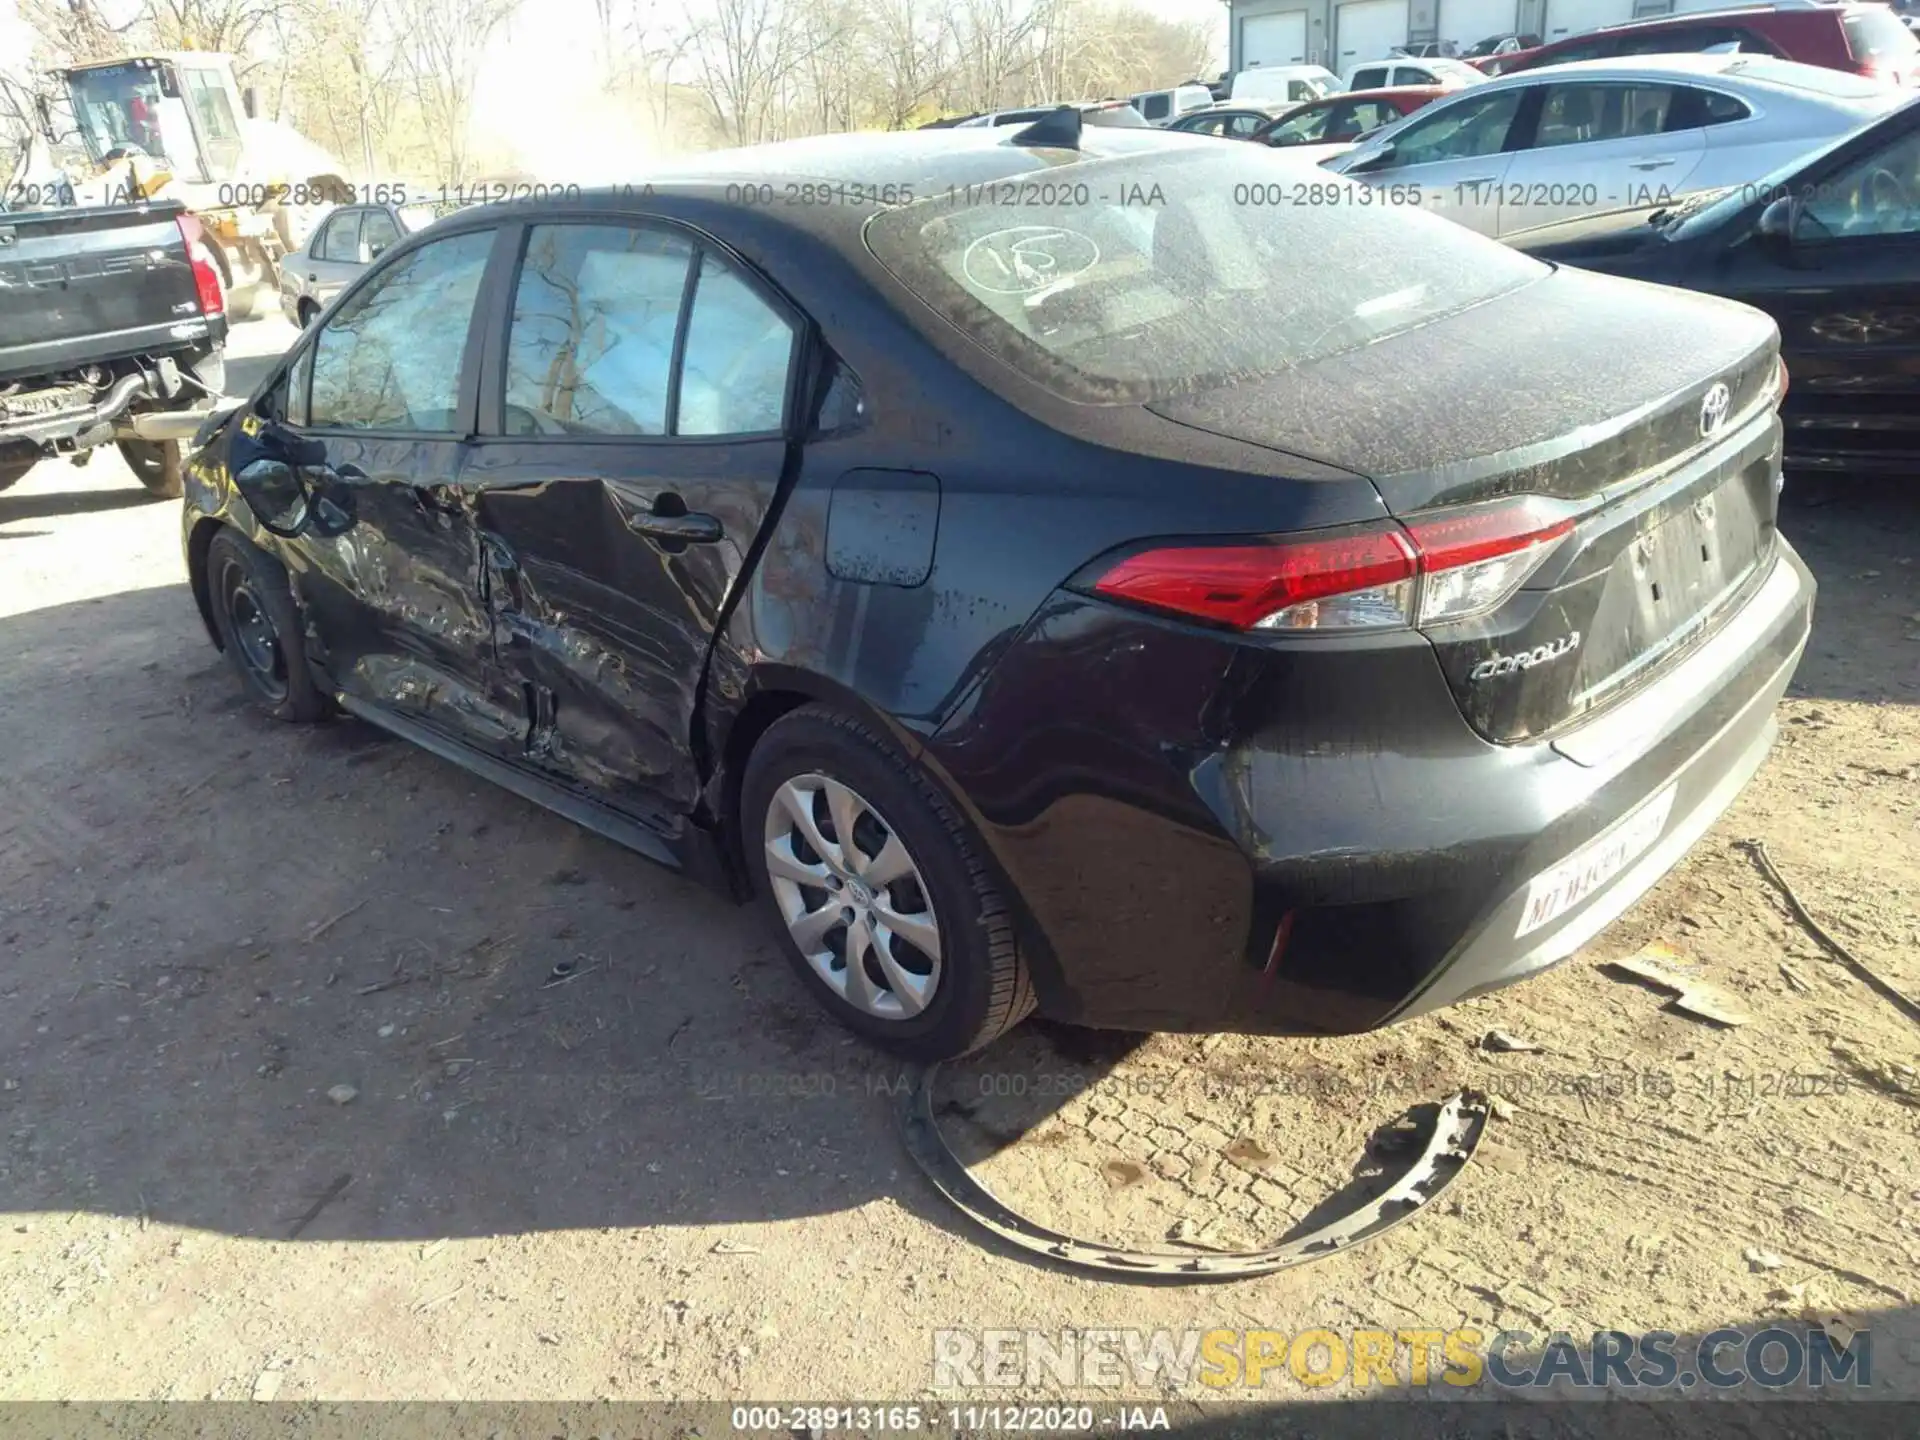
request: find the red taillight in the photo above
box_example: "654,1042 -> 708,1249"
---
1092,524 -> 1416,631
176,213 -> 225,317
1088,499 -> 1577,634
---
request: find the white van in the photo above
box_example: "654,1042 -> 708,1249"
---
1228,65 -> 1340,106
1126,84 -> 1217,126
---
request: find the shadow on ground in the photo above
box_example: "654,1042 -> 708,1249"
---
0,473 -> 1912,1252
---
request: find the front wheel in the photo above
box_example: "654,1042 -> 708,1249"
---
207,529 -> 327,722
117,438 -> 183,499
741,706 -> 1034,1061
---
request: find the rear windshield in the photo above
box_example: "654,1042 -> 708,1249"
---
1843,8 -> 1920,62
864,147 -> 1547,405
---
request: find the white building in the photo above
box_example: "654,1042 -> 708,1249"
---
1226,0 -> 1736,72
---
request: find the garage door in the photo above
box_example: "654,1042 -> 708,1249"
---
1439,0 -> 1518,52
1336,0 -> 1411,68
1543,0 -> 1630,42
1242,10 -> 1310,66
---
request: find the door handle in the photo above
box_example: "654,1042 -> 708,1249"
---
628,508 -> 723,545
1628,158 -> 1676,170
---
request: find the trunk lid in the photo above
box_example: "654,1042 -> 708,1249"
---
1147,269 -> 1784,743
0,200 -> 205,384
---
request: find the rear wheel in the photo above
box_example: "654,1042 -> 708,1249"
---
207,529 -> 327,722
742,705 -> 1033,1061
297,297 -> 320,328
117,438 -> 183,499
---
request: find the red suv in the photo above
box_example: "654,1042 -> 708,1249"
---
1477,1 -> 1920,86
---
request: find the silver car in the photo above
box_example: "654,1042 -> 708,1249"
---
278,202 -> 451,326
1324,53 -> 1913,238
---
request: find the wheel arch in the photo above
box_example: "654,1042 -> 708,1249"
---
700,665 -> 927,901
699,664 -> 1068,1016
185,516 -> 226,649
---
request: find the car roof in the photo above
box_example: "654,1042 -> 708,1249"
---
1324,84 -> 1451,100
1589,0 -> 1852,30
1479,50 -> 1870,88
448,126 -> 1213,245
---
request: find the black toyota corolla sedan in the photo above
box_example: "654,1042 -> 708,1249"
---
1505,94 -> 1920,477
180,113 -> 1814,1061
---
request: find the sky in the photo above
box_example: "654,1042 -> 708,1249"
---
472,0 -> 1230,175
1,0 -> 1230,177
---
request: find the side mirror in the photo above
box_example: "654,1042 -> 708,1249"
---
242,86 -> 258,119
235,458 -> 311,537
1754,193 -> 1802,258
1342,142 -> 1395,175
235,457 -> 358,539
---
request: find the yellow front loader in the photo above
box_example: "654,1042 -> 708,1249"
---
42,52 -> 353,318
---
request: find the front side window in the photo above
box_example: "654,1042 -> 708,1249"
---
1352,67 -> 1390,90
678,255 -> 795,436
308,227 -> 494,432
1532,84 -> 1675,148
1796,127 -> 1920,240
1262,103 -> 1333,144
503,224 -> 693,437
864,146 -> 1547,405
315,210 -> 362,263
1140,94 -> 1171,121
1345,100 -> 1401,134
1385,87 -> 1523,165
1225,113 -> 1268,137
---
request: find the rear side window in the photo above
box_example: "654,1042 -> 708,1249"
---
359,209 -> 401,256
1696,88 -> 1752,126
308,227 -> 493,432
1532,84 -> 1676,148
864,148 -> 1547,405
503,223 -> 692,436
1844,8 -> 1920,63
1138,93 -> 1171,121
676,255 -> 795,437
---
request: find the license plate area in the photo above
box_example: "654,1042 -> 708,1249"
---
1516,783 -> 1677,939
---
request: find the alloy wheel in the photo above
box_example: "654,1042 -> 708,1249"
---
763,773 -> 942,1020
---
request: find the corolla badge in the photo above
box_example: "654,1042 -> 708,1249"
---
1469,632 -> 1582,682
1698,382 -> 1732,439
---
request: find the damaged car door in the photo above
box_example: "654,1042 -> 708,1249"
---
466,219 -> 800,828
240,224 -> 527,756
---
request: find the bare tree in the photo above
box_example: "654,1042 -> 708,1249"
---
388,0 -> 520,177
692,0 -> 811,146
866,0 -> 951,129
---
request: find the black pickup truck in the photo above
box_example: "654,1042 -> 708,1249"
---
0,197 -> 228,498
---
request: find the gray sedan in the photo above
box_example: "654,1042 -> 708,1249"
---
278,202 -> 451,326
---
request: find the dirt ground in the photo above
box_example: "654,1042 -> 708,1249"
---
0,317 -> 1916,1410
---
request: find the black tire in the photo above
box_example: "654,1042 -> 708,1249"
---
117,438 -> 184,499
741,705 -> 1034,1061
0,451 -> 32,493
206,529 -> 327,722
297,297 -> 319,328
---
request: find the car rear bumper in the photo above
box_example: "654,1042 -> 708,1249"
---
929,537 -> 1813,1035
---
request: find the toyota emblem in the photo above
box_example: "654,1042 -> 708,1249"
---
1699,382 -> 1732,439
